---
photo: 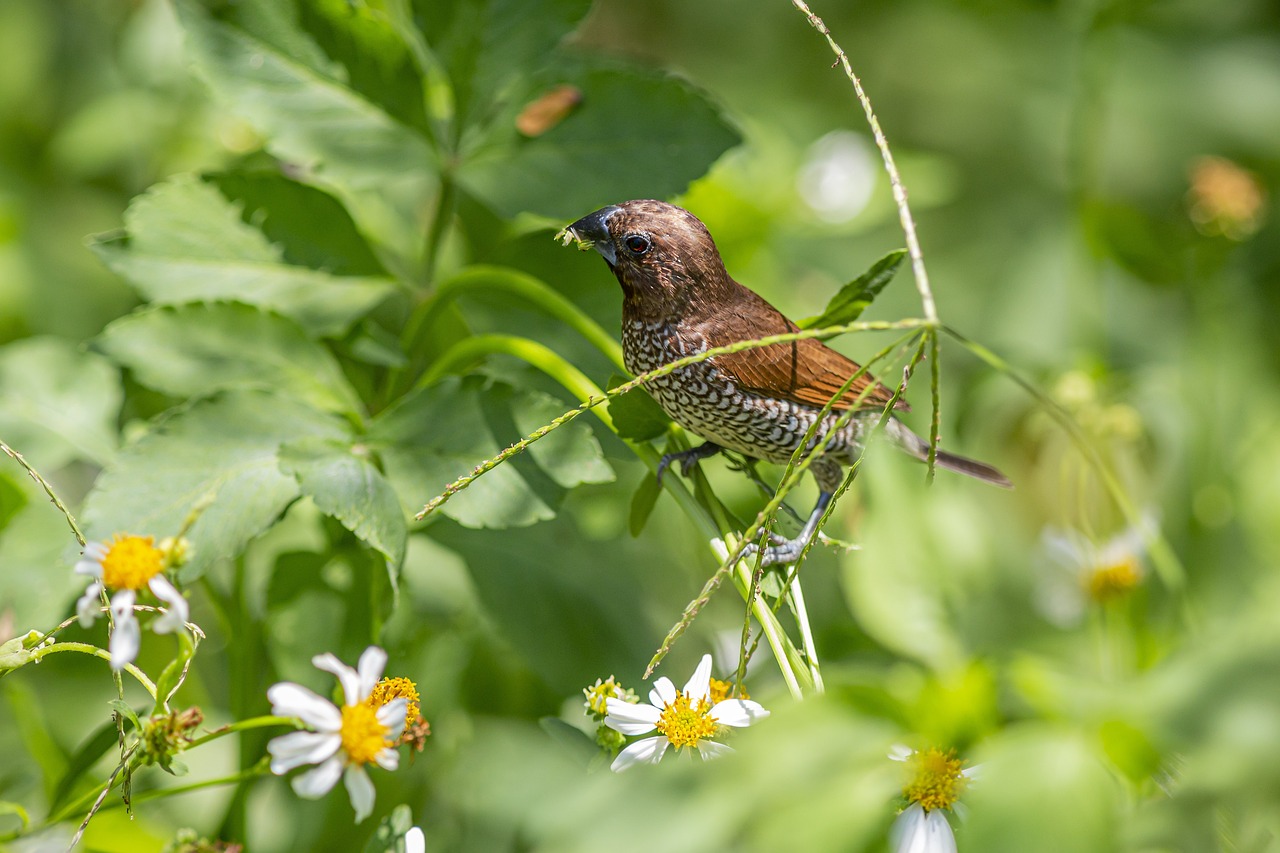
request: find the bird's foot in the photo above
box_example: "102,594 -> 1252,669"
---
740,536 -> 807,567
656,442 -> 723,486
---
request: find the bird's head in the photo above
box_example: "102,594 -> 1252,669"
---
558,200 -> 731,316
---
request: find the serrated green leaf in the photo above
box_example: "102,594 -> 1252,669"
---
628,472 -> 661,538
90,175 -> 395,336
370,376 -> 613,529
798,249 -> 906,329
209,171 -> 390,277
607,373 -> 672,442
414,0 -> 589,126
0,337 -> 121,468
81,390 -> 349,580
457,67 -> 740,219
172,0 -> 437,261
278,436 -> 407,568
94,303 -> 363,415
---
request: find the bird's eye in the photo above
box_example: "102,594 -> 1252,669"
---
624,234 -> 652,255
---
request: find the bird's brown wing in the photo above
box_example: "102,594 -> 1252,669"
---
701,288 -> 908,413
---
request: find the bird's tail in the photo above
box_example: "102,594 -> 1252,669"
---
885,419 -> 1013,489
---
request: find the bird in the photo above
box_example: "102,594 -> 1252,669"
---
561,199 -> 1011,565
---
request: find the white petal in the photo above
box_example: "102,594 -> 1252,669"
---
74,553 -> 104,578
1041,528 -> 1087,570
695,740 -> 734,760
404,827 -> 425,853
77,582 -> 103,628
649,677 -> 676,708
267,682 -> 342,731
888,744 -> 915,762
267,730 -> 341,774
148,575 -> 188,634
356,646 -> 388,700
374,746 -> 400,771
110,588 -> 136,621
291,755 -> 343,799
603,698 -> 661,735
375,697 -> 408,736
682,654 -> 713,702
610,736 -> 669,772
709,698 -> 769,728
108,603 -> 140,670
344,765 -> 377,823
313,652 -> 364,706
891,803 -> 957,853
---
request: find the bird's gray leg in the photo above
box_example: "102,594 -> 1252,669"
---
742,456 -> 845,565
656,442 -> 723,486
742,491 -> 833,566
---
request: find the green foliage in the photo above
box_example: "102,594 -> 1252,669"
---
799,249 -> 906,329
370,377 -> 613,529
2,0 -> 1279,850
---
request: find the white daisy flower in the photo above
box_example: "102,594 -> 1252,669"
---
74,534 -> 189,670
404,825 -> 425,853
889,746 -> 979,853
602,653 -> 769,772
267,646 -> 408,823
1037,513 -> 1156,625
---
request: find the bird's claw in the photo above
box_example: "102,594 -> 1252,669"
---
740,537 -> 807,567
655,443 -> 723,486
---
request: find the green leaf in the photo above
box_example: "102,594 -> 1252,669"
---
81,390 -> 349,579
0,337 -> 121,468
4,680 -> 67,802
209,171 -> 390,277
457,67 -> 741,219
94,303 -> 363,416
278,436 -> 407,567
0,471 -> 27,537
50,720 -> 121,814
798,249 -> 906,329
107,699 -> 142,733
628,472 -> 661,538
0,801 -> 29,832
153,630 -> 197,713
369,376 -> 613,529
607,374 -> 672,442
172,0 -> 438,261
90,175 -> 395,337
413,0 -> 590,126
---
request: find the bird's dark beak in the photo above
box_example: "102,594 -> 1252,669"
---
562,205 -> 622,265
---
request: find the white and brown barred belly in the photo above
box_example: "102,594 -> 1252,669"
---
622,319 -> 874,491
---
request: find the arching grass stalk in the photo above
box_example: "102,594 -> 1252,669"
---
1,439 -> 85,546
421,333 -> 812,694
722,333 -> 928,691
415,318 -> 929,520
943,325 -> 1185,590
728,329 -> 925,691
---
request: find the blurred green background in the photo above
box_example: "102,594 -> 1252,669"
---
1,0 -> 1279,850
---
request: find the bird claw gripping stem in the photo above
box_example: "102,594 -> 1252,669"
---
655,442 -> 723,486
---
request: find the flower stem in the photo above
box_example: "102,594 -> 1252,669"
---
30,642 -> 157,699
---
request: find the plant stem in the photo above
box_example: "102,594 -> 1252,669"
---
29,643 -> 157,699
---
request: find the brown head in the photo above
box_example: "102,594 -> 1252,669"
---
563,200 -> 736,320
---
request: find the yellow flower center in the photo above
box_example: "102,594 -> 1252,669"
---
366,677 -> 420,735
904,748 -> 968,812
100,535 -> 165,591
583,677 -> 622,717
1086,556 -> 1142,602
340,702 -> 390,766
655,693 -> 718,749
708,677 -> 748,705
